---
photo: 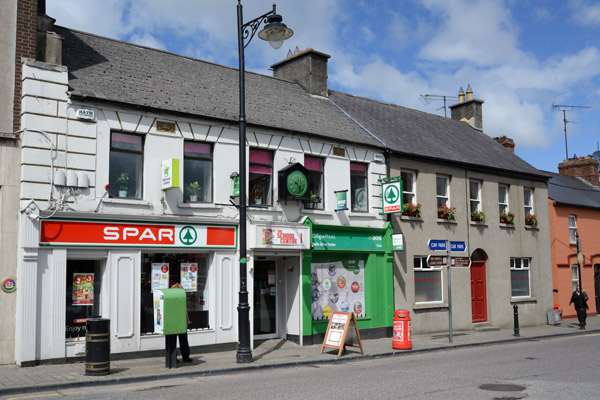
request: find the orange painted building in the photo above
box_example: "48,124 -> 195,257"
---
548,158 -> 600,319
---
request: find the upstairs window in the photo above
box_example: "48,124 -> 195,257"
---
498,184 -> 509,214
401,170 -> 417,205
249,149 -> 273,206
569,215 -> 577,244
436,175 -> 450,208
524,187 -> 534,216
469,180 -> 482,213
109,132 -> 143,199
184,141 -> 212,203
350,162 -> 368,212
304,156 -> 324,210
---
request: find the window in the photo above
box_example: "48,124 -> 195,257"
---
249,149 -> 273,206
436,175 -> 450,208
469,180 -> 481,213
305,156 -> 324,209
568,215 -> 577,244
184,141 -> 212,203
109,132 -> 143,199
66,260 -> 103,340
401,170 -> 416,205
414,256 -> 443,303
524,187 -> 534,216
510,257 -> 530,297
498,184 -> 509,214
350,162 -> 368,212
571,264 -> 579,292
140,253 -> 209,335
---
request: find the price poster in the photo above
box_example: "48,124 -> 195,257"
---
181,263 -> 198,291
152,263 -> 169,292
73,273 -> 94,305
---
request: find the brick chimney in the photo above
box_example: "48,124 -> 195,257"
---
494,136 -> 515,153
271,48 -> 330,97
449,84 -> 484,130
558,156 -> 600,186
36,1 -> 63,65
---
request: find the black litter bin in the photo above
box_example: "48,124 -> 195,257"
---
85,318 -> 110,376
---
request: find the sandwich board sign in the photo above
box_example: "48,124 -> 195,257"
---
320,311 -> 364,356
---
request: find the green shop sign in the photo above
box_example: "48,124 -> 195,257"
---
312,229 -> 384,251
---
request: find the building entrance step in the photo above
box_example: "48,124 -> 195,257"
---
472,322 -> 500,332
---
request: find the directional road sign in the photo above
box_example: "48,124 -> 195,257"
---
427,255 -> 447,267
449,241 -> 466,252
428,240 -> 447,251
451,257 -> 471,267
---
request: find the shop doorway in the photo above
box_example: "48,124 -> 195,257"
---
254,260 -> 277,338
594,264 -> 600,313
470,249 -> 488,323
66,260 -> 103,340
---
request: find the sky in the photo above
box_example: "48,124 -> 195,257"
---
46,0 -> 600,173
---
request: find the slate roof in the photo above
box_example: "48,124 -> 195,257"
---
328,90 -> 546,180
56,26 -> 383,148
547,172 -> 600,209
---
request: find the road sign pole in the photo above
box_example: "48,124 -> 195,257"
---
447,240 -> 453,343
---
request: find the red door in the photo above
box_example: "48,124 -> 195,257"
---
470,261 -> 487,322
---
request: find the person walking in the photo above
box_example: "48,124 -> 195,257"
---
171,283 -> 193,362
569,285 -> 589,329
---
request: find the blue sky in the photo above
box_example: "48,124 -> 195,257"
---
47,0 -> 600,173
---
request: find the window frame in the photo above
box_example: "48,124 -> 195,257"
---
350,162 -> 369,212
401,170 -> 417,206
469,180 -> 482,213
304,155 -> 324,210
498,184 -> 509,214
436,175 -> 450,208
109,131 -> 144,199
524,187 -> 534,216
414,255 -> 443,304
248,148 -> 273,206
510,257 -> 531,298
568,215 -> 577,244
183,141 -> 213,203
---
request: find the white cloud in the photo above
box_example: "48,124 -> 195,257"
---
129,33 -> 165,50
47,0 -> 130,38
570,0 -> 600,26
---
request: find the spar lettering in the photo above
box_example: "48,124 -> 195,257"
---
103,226 -> 174,243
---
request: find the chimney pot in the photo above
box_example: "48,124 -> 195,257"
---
458,87 -> 465,103
449,85 -> 484,130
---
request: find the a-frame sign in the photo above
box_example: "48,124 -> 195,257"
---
320,311 -> 364,356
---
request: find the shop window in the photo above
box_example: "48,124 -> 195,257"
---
469,180 -> 482,213
436,175 -> 450,208
510,257 -> 531,297
350,162 -> 368,212
401,170 -> 416,205
109,132 -> 143,199
184,141 -> 212,203
524,187 -> 534,216
66,260 -> 103,340
414,256 -> 443,303
140,253 -> 209,335
571,264 -> 579,292
569,215 -> 577,244
249,149 -> 273,206
498,183 -> 509,214
304,155 -> 324,209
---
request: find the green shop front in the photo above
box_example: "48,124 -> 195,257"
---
302,218 -> 394,345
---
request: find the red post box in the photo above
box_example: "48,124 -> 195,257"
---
392,310 -> 412,350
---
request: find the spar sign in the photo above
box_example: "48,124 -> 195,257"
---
381,177 -> 403,214
40,219 -> 237,248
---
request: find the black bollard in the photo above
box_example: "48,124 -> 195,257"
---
513,304 -> 520,337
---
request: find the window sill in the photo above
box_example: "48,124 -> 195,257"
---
178,203 -> 223,210
413,302 -> 448,310
400,215 -> 423,222
300,209 -> 329,215
103,198 -> 152,207
524,225 -> 539,231
499,223 -> 516,229
348,212 -> 381,218
510,297 -> 537,304
470,221 -> 487,227
437,218 -> 457,224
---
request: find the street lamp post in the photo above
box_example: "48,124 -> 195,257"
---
236,1 -> 293,364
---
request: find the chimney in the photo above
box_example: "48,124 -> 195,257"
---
558,156 -> 600,186
494,136 -> 515,153
449,84 -> 484,130
36,1 -> 63,65
271,48 -> 330,97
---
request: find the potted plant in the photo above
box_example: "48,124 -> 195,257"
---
525,214 -> 538,226
116,172 -> 129,197
471,210 -> 486,223
304,191 -> 322,209
438,204 -> 456,220
402,203 -> 422,217
187,181 -> 201,202
499,211 -> 515,224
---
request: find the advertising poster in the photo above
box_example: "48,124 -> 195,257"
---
311,258 -> 365,320
153,290 -> 164,334
181,263 -> 198,291
72,273 -> 94,305
152,263 -> 170,292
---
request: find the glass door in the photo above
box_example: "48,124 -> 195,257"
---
254,260 -> 277,337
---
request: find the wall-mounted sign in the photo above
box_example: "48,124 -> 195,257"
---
161,158 -> 180,190
1,277 -> 16,293
381,178 -> 403,214
40,219 -> 237,249
260,227 -> 306,246
76,108 -> 95,120
392,233 -> 404,251
335,190 -> 348,211
312,229 -> 383,251
156,121 -> 176,133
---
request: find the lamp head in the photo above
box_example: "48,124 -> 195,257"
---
258,13 -> 293,49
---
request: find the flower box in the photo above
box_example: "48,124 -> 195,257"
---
402,203 -> 422,218
525,214 -> 538,226
499,211 -> 515,224
437,204 -> 456,220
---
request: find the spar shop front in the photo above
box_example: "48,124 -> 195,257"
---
15,216 -> 238,366
301,219 -> 394,345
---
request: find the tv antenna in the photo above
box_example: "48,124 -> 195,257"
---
420,94 -> 459,118
552,103 -> 591,160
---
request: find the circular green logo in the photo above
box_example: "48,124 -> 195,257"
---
179,226 -> 198,245
384,185 -> 399,204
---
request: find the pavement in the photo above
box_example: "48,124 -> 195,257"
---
0,316 -> 598,396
